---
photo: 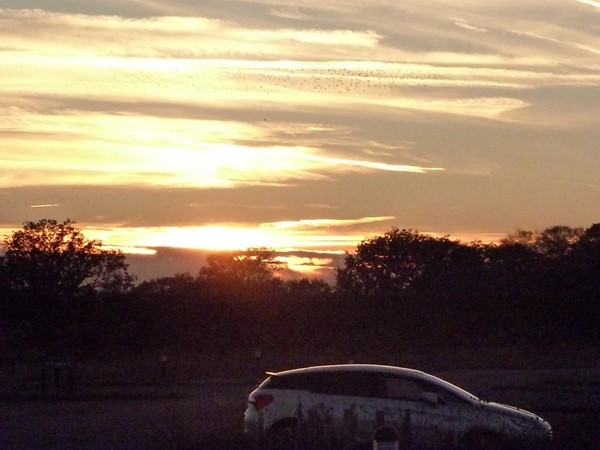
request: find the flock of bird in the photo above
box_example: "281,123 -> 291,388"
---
223,65 -> 440,95
15,62 -> 447,101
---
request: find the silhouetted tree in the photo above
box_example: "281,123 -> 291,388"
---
568,223 -> 600,275
4,219 -> 597,360
199,247 -> 281,287
127,272 -> 245,352
336,228 -> 458,301
547,223 -> 600,343
575,223 -> 600,300
502,225 -> 584,259
3,219 -> 134,299
284,278 -> 333,297
1,219 -> 134,354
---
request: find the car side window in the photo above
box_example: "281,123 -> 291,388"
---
415,380 -> 469,405
310,372 -> 379,397
380,375 -> 469,405
384,376 -> 424,401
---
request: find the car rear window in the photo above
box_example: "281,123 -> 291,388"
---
261,371 -> 379,396
260,372 -> 313,390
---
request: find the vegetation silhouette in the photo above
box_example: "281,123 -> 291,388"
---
0,219 -> 134,358
1,219 -> 599,362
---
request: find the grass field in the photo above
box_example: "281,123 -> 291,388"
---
1,346 -> 599,449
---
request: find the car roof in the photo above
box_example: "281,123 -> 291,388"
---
268,364 -> 423,377
266,364 -> 479,402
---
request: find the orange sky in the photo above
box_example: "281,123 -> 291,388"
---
1,1 -> 599,280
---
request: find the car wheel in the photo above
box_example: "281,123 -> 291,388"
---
267,419 -> 297,449
461,429 -> 505,449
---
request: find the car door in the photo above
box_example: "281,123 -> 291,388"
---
379,374 -> 470,448
307,371 -> 382,446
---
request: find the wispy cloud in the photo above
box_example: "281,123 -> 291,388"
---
0,105 -> 441,189
270,216 -> 395,230
29,204 -> 60,208
0,8 -> 380,60
1,1 -> 599,259
508,29 -> 600,55
78,216 -> 395,252
301,154 -> 443,173
453,21 -> 487,33
575,0 -> 600,9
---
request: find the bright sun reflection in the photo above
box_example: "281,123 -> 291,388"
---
89,226 -> 278,251
83,225 -> 352,278
84,223 -> 372,254
278,256 -> 336,277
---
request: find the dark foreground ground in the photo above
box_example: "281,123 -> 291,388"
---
1,356 -> 599,449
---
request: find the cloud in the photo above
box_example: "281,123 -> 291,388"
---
70,216 -> 396,253
1,0 -> 599,269
29,204 -> 60,208
575,0 -> 600,8
0,105 -> 442,189
0,8 -> 381,60
4,4 -> 598,68
269,216 -> 395,231
121,246 -> 346,283
3,5 -> 597,138
301,154 -> 443,173
453,21 -> 487,33
507,29 -> 600,56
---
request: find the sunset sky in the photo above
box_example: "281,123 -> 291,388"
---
1,0 -> 599,281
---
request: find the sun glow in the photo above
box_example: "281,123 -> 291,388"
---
89,226 -> 278,251
2,2 -> 599,284
82,217 -> 396,254
1,102 -> 443,188
279,255 -> 337,277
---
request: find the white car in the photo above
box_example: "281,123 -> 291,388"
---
244,364 -> 552,449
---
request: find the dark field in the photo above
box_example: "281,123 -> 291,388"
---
1,351 -> 599,449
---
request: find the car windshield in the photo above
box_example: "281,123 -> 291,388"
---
418,372 -> 480,404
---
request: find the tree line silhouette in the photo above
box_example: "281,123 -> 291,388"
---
1,219 -> 599,361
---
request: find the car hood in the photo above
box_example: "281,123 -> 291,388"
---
485,401 -> 538,419
483,401 -> 551,435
